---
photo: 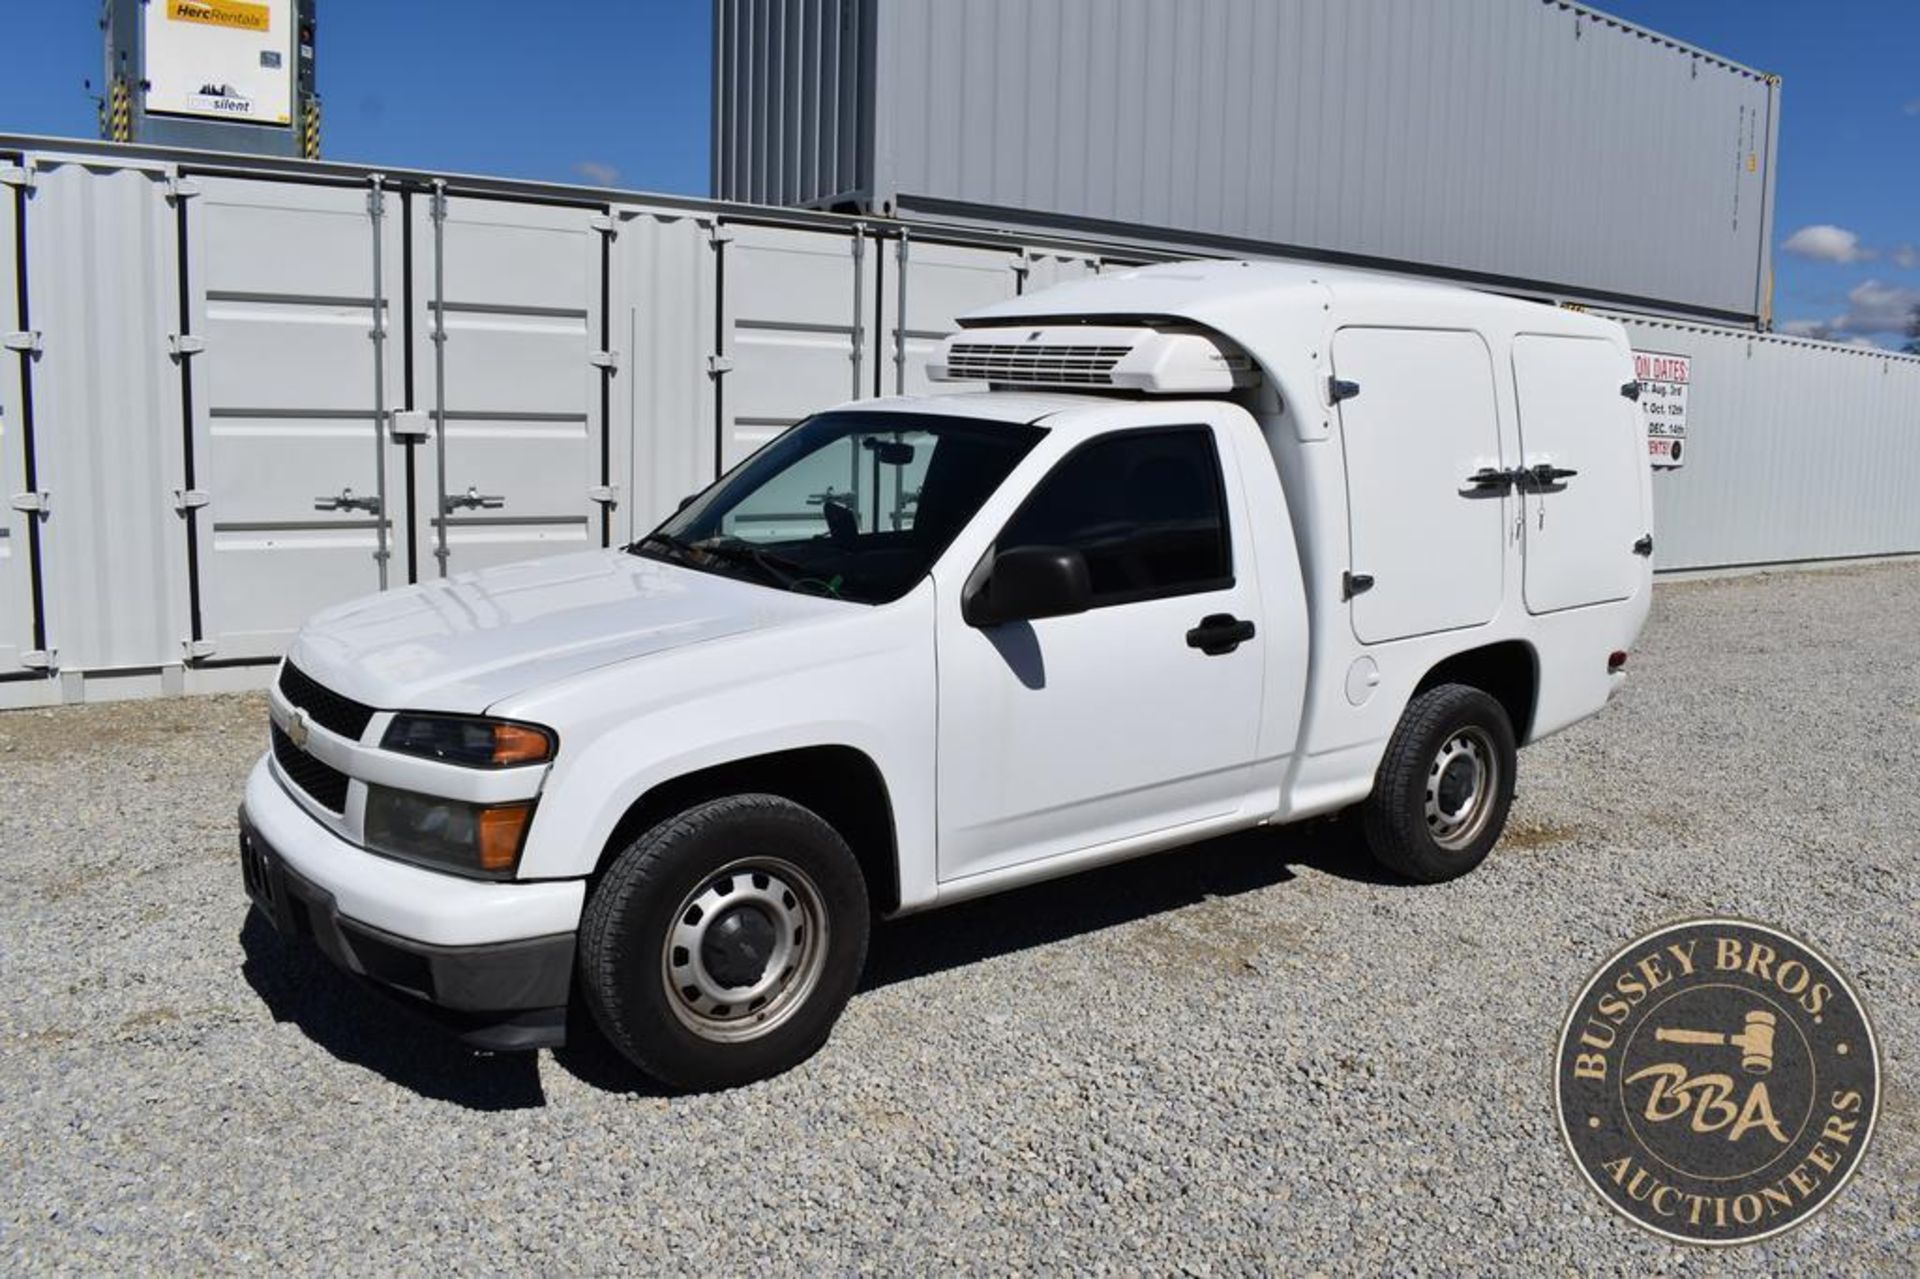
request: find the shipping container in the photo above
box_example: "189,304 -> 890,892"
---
0,136 -> 1913,708
714,0 -> 1781,325
1602,312 -> 1920,572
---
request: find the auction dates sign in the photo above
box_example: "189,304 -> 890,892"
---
143,0 -> 294,126
1633,350 -> 1690,469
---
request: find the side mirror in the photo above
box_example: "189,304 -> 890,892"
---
965,546 -> 1091,627
676,493 -> 698,512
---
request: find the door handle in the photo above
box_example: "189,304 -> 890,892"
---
313,486 -> 381,515
1523,462 -> 1578,490
1463,466 -> 1514,495
1186,613 -> 1256,656
444,485 -> 505,512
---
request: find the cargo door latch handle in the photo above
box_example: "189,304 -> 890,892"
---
445,486 -> 505,512
314,487 -> 381,515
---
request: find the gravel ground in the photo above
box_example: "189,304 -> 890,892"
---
2,563 -> 1916,1274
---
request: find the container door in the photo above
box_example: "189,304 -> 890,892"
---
186,177 -> 403,661
1334,327 -> 1507,644
410,194 -> 608,577
1512,334 -> 1645,614
0,181 -> 40,672
877,238 -> 1025,397
715,222 -> 878,471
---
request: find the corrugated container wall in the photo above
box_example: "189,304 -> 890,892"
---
714,0 -> 1780,325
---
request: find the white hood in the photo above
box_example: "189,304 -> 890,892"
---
285,550 -> 850,713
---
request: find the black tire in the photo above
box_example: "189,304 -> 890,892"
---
1360,683 -> 1517,884
578,793 -> 869,1091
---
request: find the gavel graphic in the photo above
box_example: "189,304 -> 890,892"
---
1654,1009 -> 1777,1075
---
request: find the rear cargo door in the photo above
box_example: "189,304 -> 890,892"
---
1511,334 -> 1645,614
714,222 -> 878,471
0,175 -> 41,672
1334,327 -> 1507,644
409,193 -> 609,578
186,176 -> 404,661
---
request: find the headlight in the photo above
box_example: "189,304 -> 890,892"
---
363,786 -> 534,879
381,713 -> 555,767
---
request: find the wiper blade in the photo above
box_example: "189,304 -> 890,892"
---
631,531 -> 699,560
700,540 -> 804,589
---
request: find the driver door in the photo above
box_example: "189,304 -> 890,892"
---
933,408 -> 1266,883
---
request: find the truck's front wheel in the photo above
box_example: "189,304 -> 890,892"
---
1360,683 -> 1516,883
579,794 -> 869,1090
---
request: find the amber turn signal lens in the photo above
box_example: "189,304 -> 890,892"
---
476,804 -> 533,873
491,724 -> 554,766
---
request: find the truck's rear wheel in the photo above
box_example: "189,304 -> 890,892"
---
579,794 -> 869,1091
1360,683 -> 1516,883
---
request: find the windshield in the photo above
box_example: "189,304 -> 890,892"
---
631,411 -> 1045,604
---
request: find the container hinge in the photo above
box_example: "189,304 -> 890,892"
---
1342,571 -> 1375,601
706,354 -> 733,376
1620,380 -> 1642,402
3,330 -> 42,354
588,349 -> 620,371
168,333 -> 207,358
0,164 -> 32,191
20,649 -> 54,669
173,488 -> 210,513
1012,253 -> 1032,280
588,213 -> 617,237
1328,377 -> 1361,404
164,176 -> 201,203
183,639 -> 218,660
708,225 -> 735,246
587,485 -> 620,508
10,491 -> 50,515
1632,534 -> 1654,558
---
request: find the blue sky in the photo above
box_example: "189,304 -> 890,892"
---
0,2 -> 1913,347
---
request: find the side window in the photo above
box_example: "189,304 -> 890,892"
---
1000,427 -> 1232,606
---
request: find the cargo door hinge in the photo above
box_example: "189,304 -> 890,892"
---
10,490 -> 50,515
1342,571 -> 1375,601
0,164 -> 33,191
167,333 -> 206,358
1328,377 -> 1361,404
588,213 -> 618,237
588,349 -> 620,371
706,354 -> 733,376
173,488 -> 210,513
182,639 -> 218,660
3,330 -> 43,354
164,176 -> 200,203
708,225 -> 735,246
20,649 -> 54,669
587,485 -> 620,508
1620,380 -> 1642,402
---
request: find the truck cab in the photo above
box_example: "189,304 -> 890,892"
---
239,261 -> 1652,1089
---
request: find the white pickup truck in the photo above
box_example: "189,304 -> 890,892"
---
239,262 -> 1652,1089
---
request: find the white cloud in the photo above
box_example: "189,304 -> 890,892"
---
1781,279 -> 1920,343
1893,244 -> 1920,270
573,160 -> 621,186
1781,224 -> 1874,263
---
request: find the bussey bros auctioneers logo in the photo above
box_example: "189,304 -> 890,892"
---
1554,918 -> 1879,1245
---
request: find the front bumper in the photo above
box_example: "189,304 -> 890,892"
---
239,759 -> 584,1051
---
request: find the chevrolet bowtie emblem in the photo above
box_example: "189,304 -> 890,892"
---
287,709 -> 309,749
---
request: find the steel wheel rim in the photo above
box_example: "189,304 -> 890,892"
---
1424,726 -> 1499,852
660,856 -> 828,1044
